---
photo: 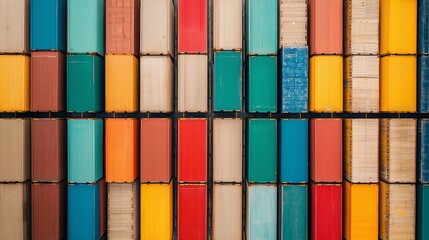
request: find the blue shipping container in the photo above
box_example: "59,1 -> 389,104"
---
418,56 -> 429,112
418,119 -> 429,183
247,184 -> 277,240
281,185 -> 308,240
419,0 -> 429,54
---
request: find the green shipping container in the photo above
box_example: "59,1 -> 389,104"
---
214,51 -> 242,111
247,119 -> 277,183
281,184 -> 308,240
67,55 -> 104,112
417,184 -> 429,240
248,56 -> 277,112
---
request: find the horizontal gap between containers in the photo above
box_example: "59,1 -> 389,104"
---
343,179 -> 379,185
31,49 -> 67,54
0,52 -> 30,56
379,53 -> 417,57
66,52 -> 104,58
343,53 -> 379,57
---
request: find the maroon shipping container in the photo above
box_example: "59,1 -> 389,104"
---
32,182 -> 66,240
31,119 -> 66,182
106,0 -> 139,55
30,51 -> 65,111
178,0 -> 207,53
178,184 -> 207,240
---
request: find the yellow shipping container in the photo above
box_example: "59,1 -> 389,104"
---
106,55 -> 139,112
344,181 -> 378,240
141,182 -> 173,240
309,56 -> 343,112
0,55 -> 29,111
380,0 -> 417,55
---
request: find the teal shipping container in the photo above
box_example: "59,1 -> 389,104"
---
67,0 -> 104,55
281,184 -> 308,240
213,51 -> 242,111
67,119 -> 103,183
417,184 -> 429,240
247,119 -> 277,183
280,119 -> 308,183
30,0 -> 66,51
248,56 -> 277,112
67,55 -> 104,112
246,0 -> 278,55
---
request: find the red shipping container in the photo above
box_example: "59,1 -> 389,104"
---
140,118 -> 172,182
31,119 -> 66,182
32,182 -> 66,240
178,0 -> 207,53
309,0 -> 342,55
310,119 -> 342,183
310,182 -> 342,240
99,178 -> 107,237
30,51 -> 65,111
178,184 -> 207,240
178,119 -> 207,183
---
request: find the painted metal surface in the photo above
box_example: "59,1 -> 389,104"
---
214,51 -> 242,111
418,56 -> 429,112
178,0 -> 207,53
281,184 -> 308,240
178,184 -> 207,240
279,0 -> 308,48
248,56 -> 277,112
417,184 -> 429,240
0,0 -> 29,53
419,0 -> 429,54
418,119 -> 429,183
213,0 -> 242,50
212,184 -> 242,240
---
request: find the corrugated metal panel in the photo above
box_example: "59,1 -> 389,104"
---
248,56 -> 277,113
281,184 -> 307,240
178,184 -> 207,239
0,119 -> 30,182
417,184 -> 429,240
0,0 -> 29,53
418,56 -> 429,112
213,0 -> 242,50
178,0 -> 207,53
212,184 -> 242,240
279,0 -> 307,48
418,0 -> 429,54
380,119 -> 416,183
418,120 -> 429,183
213,119 -> 242,183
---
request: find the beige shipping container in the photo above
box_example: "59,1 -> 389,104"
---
279,0 -> 308,47
140,0 -> 174,56
214,0 -> 242,50
379,182 -> 415,240
213,119 -> 242,183
0,182 -> 30,240
212,184 -> 242,240
344,119 -> 379,183
178,54 -> 208,112
0,119 -> 30,182
140,56 -> 173,112
0,0 -> 29,53
380,119 -> 416,183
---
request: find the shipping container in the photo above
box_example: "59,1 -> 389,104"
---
380,0 -> 417,55
0,182 -> 30,240
0,119 -> 30,182
246,184 -> 277,240
106,0 -> 139,56
31,119 -> 66,182
106,119 -> 139,183
344,119 -> 379,183
67,0 -> 104,55
380,119 -> 416,183
310,183 -> 342,240
107,181 -> 139,239
418,0 -> 429,54
178,0 -> 207,53
246,0 -> 277,55
213,118 -> 242,183
418,56 -> 429,112
213,51 -> 242,111
0,55 -> 30,112
31,51 -> 66,111
32,182 -> 66,240
247,119 -> 277,183
417,184 -> 429,240
279,0 -> 307,48
248,56 -> 277,112
140,118 -> 172,183
141,182 -> 173,240
178,184 -> 207,240
0,0 -> 29,53
309,0 -> 342,55
280,119 -> 308,183
178,119 -> 207,183
344,0 -> 379,55
344,56 -> 379,112
178,54 -> 208,112
380,56 -> 416,112
343,182 -> 378,240
280,47 -> 308,113
310,119 -> 342,183
212,184 -> 242,240
214,0 -> 242,50
380,182 -> 416,240
30,0 -> 66,51
67,55 -> 104,112
419,119 -> 429,183
280,184 -> 308,240
67,119 -> 103,183
106,55 -> 139,112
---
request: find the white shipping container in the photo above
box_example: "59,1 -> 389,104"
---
214,0 -> 242,50
212,184 -> 242,240
279,0 -> 307,47
0,0 -> 29,53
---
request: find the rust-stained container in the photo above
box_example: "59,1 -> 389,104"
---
0,0 -> 30,53
309,0 -> 342,55
140,118 -> 172,183
178,0 -> 207,53
32,182 -> 66,240
279,0 -> 308,48
31,119 -> 66,182
31,51 -> 66,111
106,0 -> 139,56
212,184 -> 242,240
0,119 -> 30,182
178,184 -> 207,239
213,0 -> 242,50
310,119 -> 342,183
